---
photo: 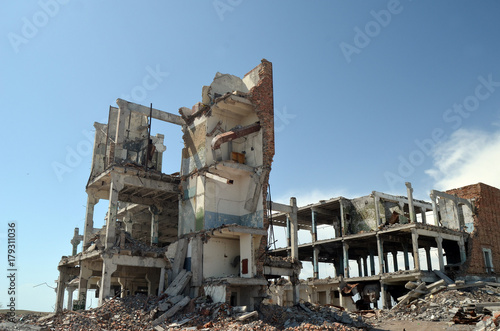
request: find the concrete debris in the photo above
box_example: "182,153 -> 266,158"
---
370,281 -> 500,330
1,294 -> 371,330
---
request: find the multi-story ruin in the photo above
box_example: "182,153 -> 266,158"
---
55,60 -> 301,312
267,182 -> 500,310
55,60 -> 500,315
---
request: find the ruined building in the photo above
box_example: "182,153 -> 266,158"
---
55,60 -> 500,315
266,182 -> 500,310
55,60 -> 299,311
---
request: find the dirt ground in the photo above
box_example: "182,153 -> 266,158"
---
371,320 -> 476,331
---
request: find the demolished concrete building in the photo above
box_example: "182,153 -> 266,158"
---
266,182 -> 500,311
54,59 -> 500,318
55,60 -> 302,312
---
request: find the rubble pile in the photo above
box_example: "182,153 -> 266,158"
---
379,281 -> 500,325
3,295 -> 371,331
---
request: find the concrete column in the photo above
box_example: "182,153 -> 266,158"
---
118,278 -> 127,298
191,236 -> 203,290
373,194 -> 381,227
436,236 -> 445,271
459,237 -> 467,264
411,228 -> 420,270
430,192 -> 440,226
421,209 -> 427,224
98,258 -> 118,306
66,286 -> 76,311
158,267 -> 166,296
105,174 -> 124,249
369,249 -> 376,276
286,215 -> 291,255
311,210 -> 318,242
380,281 -> 388,309
289,197 -> 299,305
313,246 -> 320,279
363,255 -> 368,277
149,205 -> 161,245
83,192 -> 99,249
405,182 -> 416,223
425,247 -> 432,271
377,235 -> 385,274
402,243 -> 410,270
383,253 -> 389,273
55,267 -> 70,313
339,198 -> 346,236
77,261 -> 92,310
357,257 -> 362,277
392,251 -> 399,272
343,242 -> 349,278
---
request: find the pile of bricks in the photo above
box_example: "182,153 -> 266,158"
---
2,293 -> 372,330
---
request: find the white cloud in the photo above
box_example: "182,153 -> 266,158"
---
425,128 -> 500,190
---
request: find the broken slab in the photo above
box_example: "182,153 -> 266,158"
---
165,269 -> 192,297
152,296 -> 191,326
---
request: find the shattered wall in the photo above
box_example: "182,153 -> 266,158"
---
446,183 -> 500,276
179,60 -> 274,236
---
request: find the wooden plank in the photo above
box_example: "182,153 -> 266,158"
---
165,270 -> 192,297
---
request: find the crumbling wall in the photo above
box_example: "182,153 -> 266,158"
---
447,183 -> 500,276
345,196 -> 379,234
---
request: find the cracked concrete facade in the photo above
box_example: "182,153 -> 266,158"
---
55,60 -> 292,312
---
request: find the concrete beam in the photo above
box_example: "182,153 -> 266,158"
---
373,191 -> 432,210
116,99 -> 184,126
267,201 -> 293,214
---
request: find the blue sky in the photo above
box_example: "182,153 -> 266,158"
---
1,1 -> 500,312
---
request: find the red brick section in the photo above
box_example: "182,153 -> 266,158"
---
446,183 -> 500,276
247,59 -> 275,277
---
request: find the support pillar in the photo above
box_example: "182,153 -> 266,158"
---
383,253 -> 389,273
289,197 -> 300,305
124,211 -> 133,236
380,281 -> 388,309
357,257 -> 362,277
369,249 -> 376,276
405,182 -> 416,223
77,261 -> 92,310
459,237 -> 467,264
118,278 -> 127,298
158,267 -> 166,296
55,267 -> 70,313
436,236 -> 444,271
105,174 -> 124,249
311,210 -> 319,279
313,246 -> 320,279
83,192 -> 99,249
146,271 -> 160,296
286,216 -> 291,256
392,250 -> 399,272
430,192 -> 440,226
411,228 -> 420,270
402,243 -> 410,270
339,198 -> 346,236
66,286 -> 76,311
425,246 -> 432,271
363,255 -> 368,277
343,242 -> 349,278
98,258 -> 118,306
376,235 -> 384,274
149,205 -> 161,245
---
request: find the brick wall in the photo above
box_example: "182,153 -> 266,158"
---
446,183 -> 500,276
247,59 -> 275,276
